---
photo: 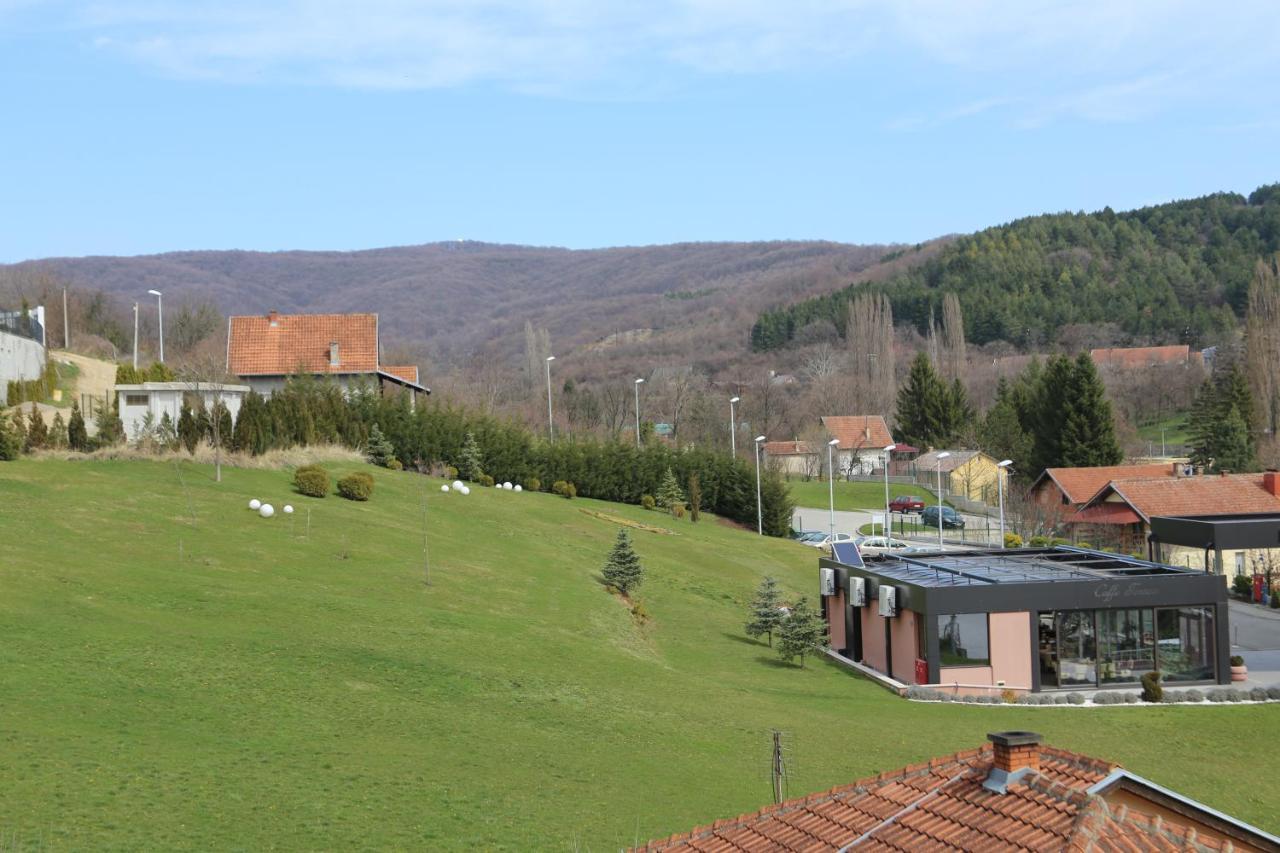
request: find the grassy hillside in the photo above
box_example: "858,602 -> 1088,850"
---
0,458 -> 1276,848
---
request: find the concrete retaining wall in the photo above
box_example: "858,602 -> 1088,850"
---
0,330 -> 47,406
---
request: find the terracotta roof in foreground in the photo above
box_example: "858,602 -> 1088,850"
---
635,741 -> 1266,852
1090,474 -> 1280,521
1034,464 -> 1177,506
820,416 -> 893,451
228,312 -> 379,376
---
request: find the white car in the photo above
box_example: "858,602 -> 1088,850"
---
855,535 -> 912,555
802,532 -> 856,549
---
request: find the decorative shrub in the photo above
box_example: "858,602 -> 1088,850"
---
525,478 -> 541,492
672,504 -> 686,519
294,465 -> 330,498
1271,593 -> 1279,609
1268,686 -> 1280,700
1053,694 -> 1070,704
1182,689 -> 1204,702
1232,575 -> 1253,598
552,480 -> 576,499
1206,688 -> 1230,703
1230,654 -> 1245,667
1029,535 -> 1050,547
1140,671 -> 1162,703
1067,692 -> 1085,705
1001,688 -> 1018,704
337,471 -> 374,501
386,458 -> 404,471
1092,692 -> 1119,705
1003,532 -> 1023,549
1226,688 -> 1247,702
641,494 -> 656,510
445,465 -> 458,480
478,473 -> 496,487
1249,687 -> 1269,701
1122,692 -> 1139,703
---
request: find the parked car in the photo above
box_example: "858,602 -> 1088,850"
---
888,495 -> 926,514
854,535 -> 912,555
790,530 -> 823,542
921,505 -> 966,529
802,532 -> 856,549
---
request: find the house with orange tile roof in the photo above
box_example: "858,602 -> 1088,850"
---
1091,344 -> 1204,370
1069,472 -> 1280,578
637,731 -> 1279,851
1030,463 -> 1183,510
761,440 -> 818,477
819,415 -> 896,476
226,311 -> 427,403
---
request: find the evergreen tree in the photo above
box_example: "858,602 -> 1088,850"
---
9,408 -> 26,452
1214,407 -> 1254,473
67,400 -> 89,451
94,399 -> 124,446
655,467 -> 685,510
0,407 -> 21,460
231,391 -> 271,455
1190,365 -> 1260,473
601,528 -> 643,595
25,404 -> 48,451
1057,353 -> 1123,467
760,469 -> 797,537
178,403 -> 200,454
776,598 -> 829,668
157,412 -> 178,451
895,352 -> 970,448
459,430 -> 485,480
980,380 -> 1032,468
688,472 -> 702,523
744,575 -> 785,646
48,412 -> 68,449
1026,355 -> 1074,475
208,401 -> 232,449
365,423 -> 397,467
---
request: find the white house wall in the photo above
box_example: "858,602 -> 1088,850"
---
0,330 -> 47,405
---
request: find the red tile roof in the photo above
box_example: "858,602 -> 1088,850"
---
915,450 -> 985,473
228,312 -> 380,377
821,416 -> 894,450
379,364 -> 419,385
1084,474 -> 1280,522
1090,345 -> 1202,369
1068,503 -> 1143,525
636,740 -> 1261,851
1033,464 -> 1177,506
763,440 -> 814,456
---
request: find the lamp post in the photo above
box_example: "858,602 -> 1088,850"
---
633,378 -> 645,447
997,459 -> 1013,548
131,302 -> 139,369
544,355 -> 556,440
754,435 -> 767,535
729,396 -> 740,457
826,438 -> 841,539
147,289 -> 164,362
883,443 -> 896,537
935,451 -> 951,547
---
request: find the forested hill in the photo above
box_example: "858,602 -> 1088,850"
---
751,185 -> 1280,352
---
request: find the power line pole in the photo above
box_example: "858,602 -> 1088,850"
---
62,287 -> 69,349
771,730 -> 785,804
422,492 -> 431,585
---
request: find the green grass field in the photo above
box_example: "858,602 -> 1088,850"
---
1136,410 -> 1192,448
1,458 -> 1277,848
785,478 -> 943,511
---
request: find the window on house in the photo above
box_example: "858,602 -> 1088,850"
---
125,394 -> 149,407
937,613 -> 990,666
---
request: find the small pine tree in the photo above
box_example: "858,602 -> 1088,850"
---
688,472 -> 702,523
67,401 -> 89,451
601,528 -> 644,596
178,403 -> 199,454
459,431 -> 485,481
776,597 -> 829,668
0,407 -> 20,460
366,423 -> 397,467
157,411 -> 178,451
656,467 -> 685,511
48,412 -> 68,449
744,575 -> 785,646
25,404 -> 48,451
94,399 -> 124,446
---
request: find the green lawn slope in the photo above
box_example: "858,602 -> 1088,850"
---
0,458 -> 1275,848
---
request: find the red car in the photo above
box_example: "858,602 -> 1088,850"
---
888,495 -> 926,514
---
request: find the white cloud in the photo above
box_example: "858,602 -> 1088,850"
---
34,0 -> 1280,116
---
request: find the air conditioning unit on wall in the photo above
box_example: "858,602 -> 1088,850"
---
878,584 -> 897,617
849,576 -> 866,607
819,568 -> 835,596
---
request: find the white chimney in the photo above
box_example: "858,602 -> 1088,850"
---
329,341 -> 340,367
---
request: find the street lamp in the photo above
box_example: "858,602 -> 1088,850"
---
634,378 -> 645,447
132,301 -> 139,369
544,355 -> 556,440
827,438 -> 840,540
754,435 -> 767,535
997,459 -> 1014,548
883,443 -> 896,537
934,451 -> 951,547
147,289 -> 164,362
729,396 -> 741,457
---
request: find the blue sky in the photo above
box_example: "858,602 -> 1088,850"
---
2,1 -> 1279,262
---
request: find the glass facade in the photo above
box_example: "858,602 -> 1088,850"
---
937,613 -> 990,666
1037,606 -> 1215,689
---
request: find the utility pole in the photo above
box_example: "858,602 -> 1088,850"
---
132,302 -> 139,369
62,287 -> 69,349
422,492 -> 431,585
771,730 -> 785,804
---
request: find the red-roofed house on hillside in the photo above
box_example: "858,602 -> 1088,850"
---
1070,472 -> 1280,577
1091,344 -> 1204,370
637,731 -> 1279,852
820,415 -> 895,476
762,440 -> 818,477
226,311 -> 428,404
1031,463 -> 1182,510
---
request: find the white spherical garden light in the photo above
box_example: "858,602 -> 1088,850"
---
460,485 -> 471,495
452,480 -> 465,491
283,505 -> 294,514
502,481 -> 513,490
441,484 -> 450,492
513,484 -> 522,492
249,499 -> 261,510
259,503 -> 275,518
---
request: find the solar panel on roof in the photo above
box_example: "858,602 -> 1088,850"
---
830,542 -> 865,568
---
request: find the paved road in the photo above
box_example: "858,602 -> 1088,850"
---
792,505 -> 1001,548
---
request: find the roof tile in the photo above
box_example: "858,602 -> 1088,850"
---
820,416 -> 894,451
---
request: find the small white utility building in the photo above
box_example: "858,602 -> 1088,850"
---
115,382 -> 249,441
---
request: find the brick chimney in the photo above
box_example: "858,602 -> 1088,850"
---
983,731 -> 1042,793
1265,470 -> 1280,497
267,310 -> 279,327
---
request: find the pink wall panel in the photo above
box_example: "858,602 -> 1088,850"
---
860,607 -> 886,673
826,590 -> 847,650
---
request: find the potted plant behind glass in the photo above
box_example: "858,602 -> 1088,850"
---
1230,655 -> 1248,682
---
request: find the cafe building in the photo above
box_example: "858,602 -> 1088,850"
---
818,544 -> 1230,694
